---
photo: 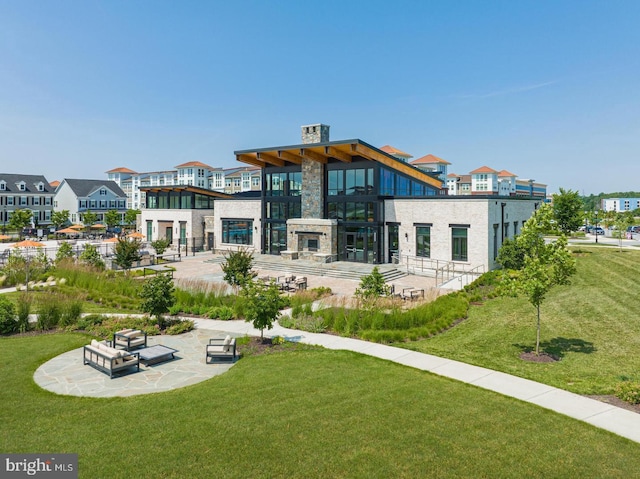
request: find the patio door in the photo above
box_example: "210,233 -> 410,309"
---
345,232 -> 365,262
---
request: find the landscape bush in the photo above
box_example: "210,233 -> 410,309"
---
615,381 -> 640,405
0,296 -> 17,334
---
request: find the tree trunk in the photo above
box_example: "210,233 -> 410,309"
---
535,304 -> 541,355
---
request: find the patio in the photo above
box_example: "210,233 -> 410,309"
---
34,329 -> 239,397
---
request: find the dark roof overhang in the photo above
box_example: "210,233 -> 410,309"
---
235,139 -> 443,190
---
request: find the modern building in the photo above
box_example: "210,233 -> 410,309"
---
0,173 -> 55,230
139,185 -> 233,249
411,154 -> 450,187
54,179 -> 128,225
223,166 -> 261,194
602,198 -> 640,212
138,124 -> 544,272
211,124 -> 542,271
107,162 -> 227,210
446,170 -> 546,198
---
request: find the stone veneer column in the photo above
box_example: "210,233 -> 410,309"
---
301,159 -> 323,219
300,123 -> 329,219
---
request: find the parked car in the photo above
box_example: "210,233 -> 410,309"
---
593,227 -> 605,235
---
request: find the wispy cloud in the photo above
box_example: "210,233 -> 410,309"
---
455,80 -> 558,99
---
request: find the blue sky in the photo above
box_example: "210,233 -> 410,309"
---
1,0 -> 638,195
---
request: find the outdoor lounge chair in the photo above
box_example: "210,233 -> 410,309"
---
206,335 -> 237,363
113,329 -> 148,350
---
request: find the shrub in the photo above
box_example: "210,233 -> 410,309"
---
16,294 -> 31,333
207,305 -> 234,321
165,319 -> 195,335
0,296 -> 17,334
615,381 -> 640,405
271,335 -> 285,345
37,298 -> 63,330
354,267 -> 390,300
59,300 -> 83,327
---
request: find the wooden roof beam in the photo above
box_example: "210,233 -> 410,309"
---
237,154 -> 266,168
325,146 -> 352,163
352,143 -> 443,189
257,152 -> 285,167
300,148 -> 328,164
277,150 -> 302,165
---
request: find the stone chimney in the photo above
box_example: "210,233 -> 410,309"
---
301,124 -> 330,144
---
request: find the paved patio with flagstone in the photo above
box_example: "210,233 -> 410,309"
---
33,329 -> 239,397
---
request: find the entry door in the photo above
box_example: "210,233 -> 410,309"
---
388,225 -> 399,263
345,232 -> 365,262
165,227 -> 173,244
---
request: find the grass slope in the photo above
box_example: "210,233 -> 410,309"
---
1,333 -> 639,478
405,247 -> 640,394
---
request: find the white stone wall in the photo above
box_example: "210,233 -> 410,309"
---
139,209 -> 210,243
212,199 -> 262,252
385,197 -> 538,270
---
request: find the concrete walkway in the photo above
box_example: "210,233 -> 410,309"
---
194,318 -> 640,445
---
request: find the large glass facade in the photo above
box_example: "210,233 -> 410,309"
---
222,219 -> 253,245
144,191 -> 214,209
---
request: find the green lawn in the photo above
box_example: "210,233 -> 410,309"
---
403,246 -> 640,395
1,333 -> 639,478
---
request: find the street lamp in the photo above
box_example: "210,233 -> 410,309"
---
595,209 -> 599,244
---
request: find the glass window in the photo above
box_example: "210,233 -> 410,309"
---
355,202 -> 366,221
416,226 -> 430,258
452,228 -> 468,261
289,201 -> 301,218
346,202 -> 356,221
397,176 -> 410,196
328,202 -> 343,220
289,172 -> 302,196
222,220 -> 253,245
147,195 -> 157,209
366,168 -> 374,194
328,170 -> 343,196
380,169 -> 394,195
367,202 -> 375,222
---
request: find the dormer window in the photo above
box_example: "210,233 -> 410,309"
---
0,181 -> 5,191
18,181 -> 26,191
36,182 -> 45,192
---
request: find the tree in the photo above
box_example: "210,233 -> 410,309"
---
55,241 -> 75,264
552,188 -> 584,234
355,266 -> 391,300
104,210 -> 121,229
139,274 -> 176,328
81,210 -> 98,231
113,237 -> 142,272
614,211 -> 635,252
499,203 -> 576,355
221,248 -> 254,290
496,237 -> 526,270
151,238 -> 171,255
240,278 -> 288,339
124,209 -> 141,230
51,210 -> 70,231
8,209 -> 33,236
78,243 -> 105,269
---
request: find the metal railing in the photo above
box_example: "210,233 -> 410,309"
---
392,253 -> 486,288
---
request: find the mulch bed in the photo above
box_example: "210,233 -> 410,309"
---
588,395 -> 640,415
520,351 -> 559,363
